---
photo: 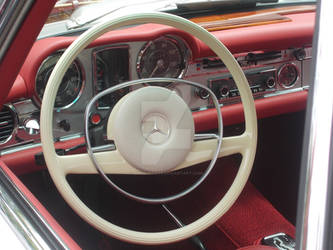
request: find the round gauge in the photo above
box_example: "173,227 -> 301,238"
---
35,53 -> 84,109
137,37 -> 186,82
278,63 -> 299,88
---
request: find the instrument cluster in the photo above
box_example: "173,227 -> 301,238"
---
0,34 -> 312,154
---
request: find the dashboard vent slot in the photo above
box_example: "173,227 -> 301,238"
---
245,51 -> 281,63
0,105 -> 15,144
202,58 -> 226,69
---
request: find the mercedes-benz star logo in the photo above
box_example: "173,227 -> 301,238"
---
141,114 -> 170,145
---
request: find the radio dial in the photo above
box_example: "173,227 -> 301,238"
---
266,77 -> 276,88
219,86 -> 230,98
195,88 -> 210,100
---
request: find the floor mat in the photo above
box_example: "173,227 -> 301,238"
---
215,181 -> 295,248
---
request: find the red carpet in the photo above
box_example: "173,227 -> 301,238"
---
165,156 -> 295,249
215,179 -> 295,248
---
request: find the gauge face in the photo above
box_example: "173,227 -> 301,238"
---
35,53 -> 83,109
137,37 -> 185,82
94,48 -> 129,109
278,63 -> 299,88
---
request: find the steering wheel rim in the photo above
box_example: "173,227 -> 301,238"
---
40,12 -> 257,245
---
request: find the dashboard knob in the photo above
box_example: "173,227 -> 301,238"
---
219,86 -> 230,98
195,88 -> 210,100
266,77 -> 276,88
58,119 -> 71,132
293,48 -> 306,61
24,119 -> 40,135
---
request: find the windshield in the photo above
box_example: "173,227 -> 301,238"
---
40,0 -> 316,39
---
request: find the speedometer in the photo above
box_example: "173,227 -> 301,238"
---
35,52 -> 84,109
137,37 -> 186,81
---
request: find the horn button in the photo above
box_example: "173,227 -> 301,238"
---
107,86 -> 194,173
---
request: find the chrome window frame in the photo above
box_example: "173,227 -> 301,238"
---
296,0 -> 333,249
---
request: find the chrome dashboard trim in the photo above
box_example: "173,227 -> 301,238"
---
0,142 -> 41,156
0,133 -> 83,156
263,87 -> 306,98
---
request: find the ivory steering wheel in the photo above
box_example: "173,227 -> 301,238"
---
40,12 -> 257,245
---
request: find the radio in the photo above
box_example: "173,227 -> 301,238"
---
209,67 -> 276,102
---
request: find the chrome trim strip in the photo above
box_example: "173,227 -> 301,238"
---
0,168 -> 69,249
91,143 -> 115,153
297,0 -> 333,249
0,133 -> 83,156
263,87 -> 305,98
0,142 -> 41,156
57,133 -> 83,142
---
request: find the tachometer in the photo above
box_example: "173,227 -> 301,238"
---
35,52 -> 84,109
137,37 -> 186,82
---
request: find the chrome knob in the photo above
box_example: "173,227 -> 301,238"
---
195,88 -> 210,100
24,119 -> 39,135
266,77 -> 276,88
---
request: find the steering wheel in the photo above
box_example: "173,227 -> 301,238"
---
40,12 -> 257,245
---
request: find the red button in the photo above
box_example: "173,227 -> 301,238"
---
90,113 -> 101,125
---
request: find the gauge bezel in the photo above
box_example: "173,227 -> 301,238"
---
34,52 -> 85,110
136,35 -> 191,83
277,63 -> 300,89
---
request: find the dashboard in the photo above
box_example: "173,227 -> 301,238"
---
0,11 -> 314,161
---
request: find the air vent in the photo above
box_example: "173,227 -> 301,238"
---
0,105 -> 15,144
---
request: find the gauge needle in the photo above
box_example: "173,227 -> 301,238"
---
149,59 -> 164,77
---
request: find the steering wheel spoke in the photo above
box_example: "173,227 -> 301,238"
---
219,133 -> 251,157
174,133 -> 251,172
57,151 -> 142,175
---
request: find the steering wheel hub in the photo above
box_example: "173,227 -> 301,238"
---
107,86 -> 194,173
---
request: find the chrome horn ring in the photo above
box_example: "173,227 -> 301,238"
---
84,78 -> 223,204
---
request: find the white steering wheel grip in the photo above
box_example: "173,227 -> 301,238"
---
40,12 -> 257,245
